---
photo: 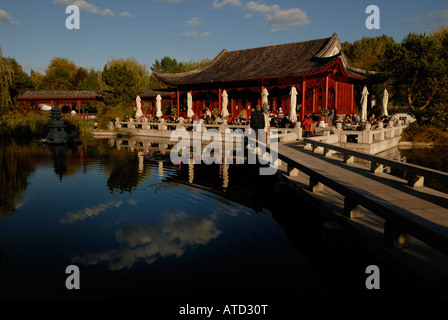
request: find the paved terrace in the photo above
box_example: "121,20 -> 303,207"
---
273,140 -> 448,298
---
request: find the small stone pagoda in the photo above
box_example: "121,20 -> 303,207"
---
47,105 -> 69,143
38,103 -> 81,145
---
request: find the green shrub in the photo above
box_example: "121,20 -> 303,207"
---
401,124 -> 448,145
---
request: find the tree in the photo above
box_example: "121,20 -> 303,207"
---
383,32 -> 448,125
149,56 -> 210,89
102,58 -> 150,105
39,57 -> 78,90
342,35 -> 395,71
149,56 -> 184,89
181,58 -> 210,72
30,69 -> 44,89
6,57 -> 34,100
77,69 -> 102,91
0,48 -> 14,116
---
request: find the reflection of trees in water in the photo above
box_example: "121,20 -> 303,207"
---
0,142 -> 45,218
101,148 -> 152,194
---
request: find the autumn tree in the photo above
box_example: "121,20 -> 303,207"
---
38,57 -> 79,90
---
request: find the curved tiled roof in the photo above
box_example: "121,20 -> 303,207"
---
154,33 -> 377,86
138,89 -> 176,99
16,91 -> 101,100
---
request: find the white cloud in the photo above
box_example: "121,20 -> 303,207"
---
53,0 -> 114,16
213,0 -> 242,10
182,31 -> 198,38
0,8 -> 20,24
187,17 -> 203,27
426,9 -> 448,24
245,1 -> 278,17
181,31 -> 210,39
244,1 -> 309,31
120,11 -> 133,18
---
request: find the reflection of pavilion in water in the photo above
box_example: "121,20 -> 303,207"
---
104,136 -> 265,210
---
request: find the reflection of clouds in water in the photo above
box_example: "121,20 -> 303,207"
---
14,194 -> 35,209
72,210 -> 222,271
60,200 -> 123,224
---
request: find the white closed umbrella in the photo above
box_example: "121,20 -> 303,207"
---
262,88 -> 269,114
187,92 -> 194,118
381,89 -> 389,117
221,90 -> 229,118
360,86 -> 369,121
156,94 -> 163,117
135,95 -> 143,118
289,86 -> 298,123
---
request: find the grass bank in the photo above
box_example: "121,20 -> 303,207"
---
0,111 -> 95,143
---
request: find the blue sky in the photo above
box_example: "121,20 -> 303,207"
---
1,0 -> 447,74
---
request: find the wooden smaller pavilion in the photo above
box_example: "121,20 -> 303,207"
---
15,91 -> 103,116
155,33 -> 381,121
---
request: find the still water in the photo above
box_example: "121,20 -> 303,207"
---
0,137 -> 424,302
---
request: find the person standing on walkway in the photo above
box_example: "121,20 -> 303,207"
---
250,105 -> 266,144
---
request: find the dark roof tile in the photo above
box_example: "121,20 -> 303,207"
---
16,91 -> 101,100
155,34 -> 348,86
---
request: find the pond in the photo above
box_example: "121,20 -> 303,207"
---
0,137 -> 426,306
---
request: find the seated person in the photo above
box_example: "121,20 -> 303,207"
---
343,115 -> 352,126
270,115 -> 280,128
301,115 -> 313,130
281,115 -> 292,128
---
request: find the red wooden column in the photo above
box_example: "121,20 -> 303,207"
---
351,84 -> 354,113
77,100 -> 81,118
177,89 -> 180,117
325,76 -> 329,110
335,80 -> 338,111
301,79 -> 306,121
312,88 -> 316,114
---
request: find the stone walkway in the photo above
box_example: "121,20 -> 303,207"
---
275,141 -> 448,297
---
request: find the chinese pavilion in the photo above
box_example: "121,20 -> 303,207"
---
155,33 -> 381,121
15,91 -> 102,116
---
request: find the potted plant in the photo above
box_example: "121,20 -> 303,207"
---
320,108 -> 329,121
